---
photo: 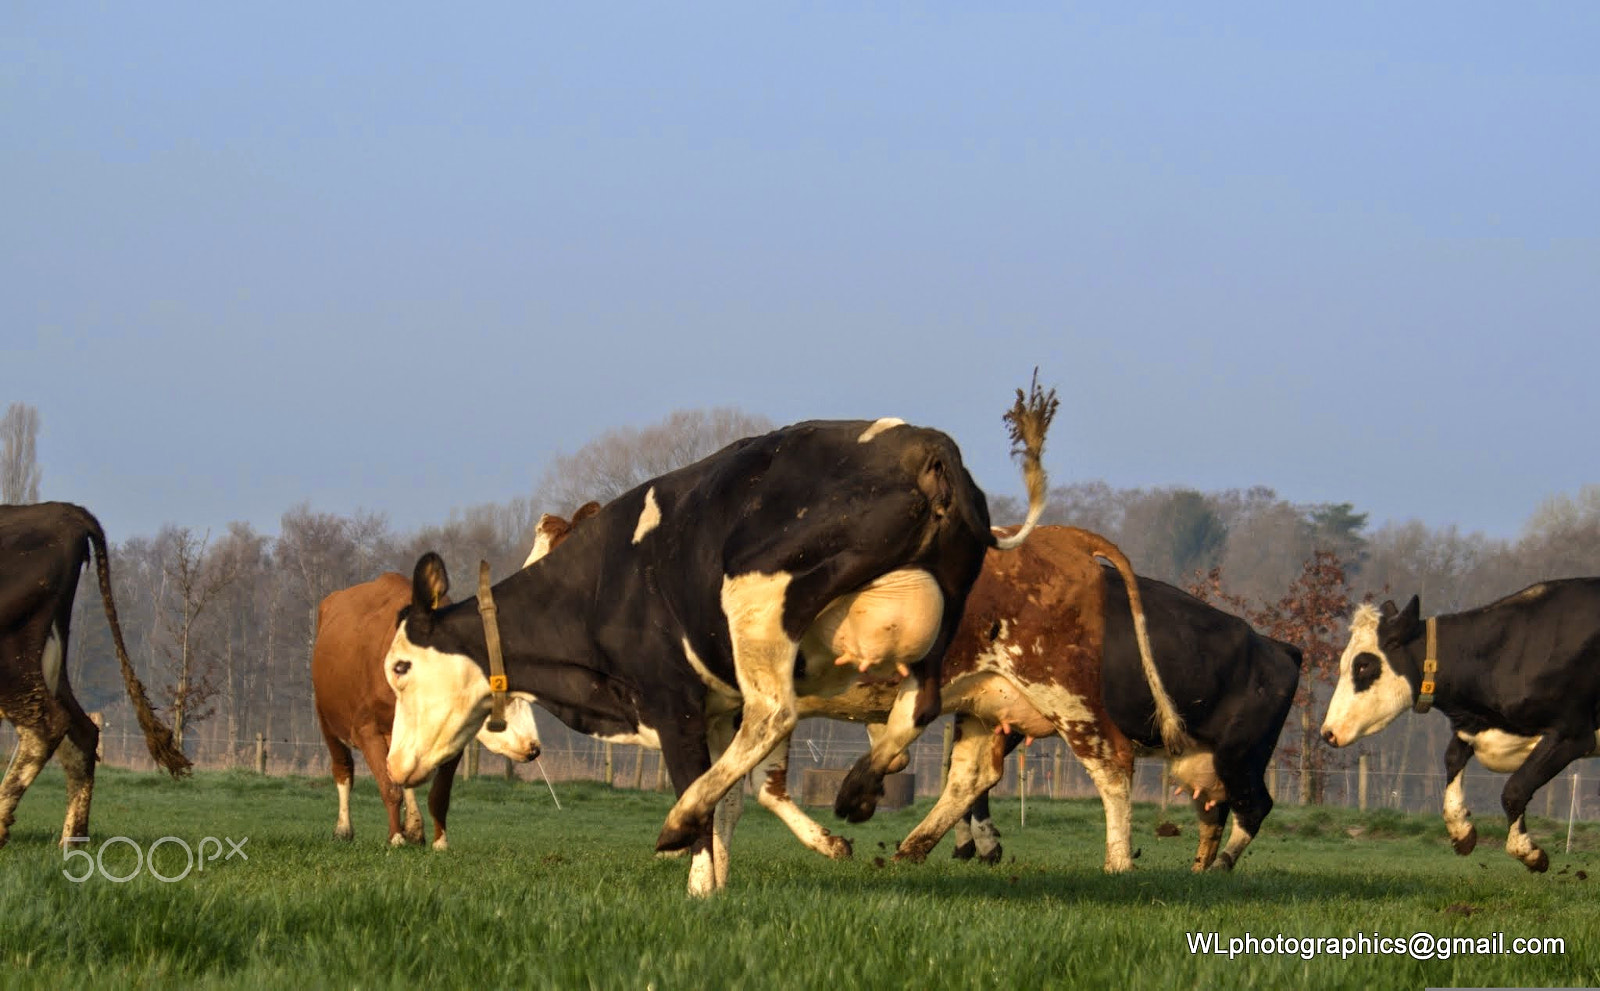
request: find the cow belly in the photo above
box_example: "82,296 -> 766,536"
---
1459,729 -> 1544,773
948,672 -> 1056,740
796,569 -> 943,696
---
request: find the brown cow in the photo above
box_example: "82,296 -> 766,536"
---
312,571 -> 541,849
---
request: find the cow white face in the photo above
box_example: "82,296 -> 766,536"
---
384,622 -> 494,787
476,697 -> 542,763
1320,599 -> 1420,747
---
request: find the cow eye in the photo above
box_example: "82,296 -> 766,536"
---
1351,653 -> 1379,690
393,660 -> 412,677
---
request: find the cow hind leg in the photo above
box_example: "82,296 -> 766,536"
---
0,719 -> 66,849
1070,736 -> 1136,873
1191,796 -> 1226,872
319,716 -> 357,841
1209,752 -> 1273,872
1498,732 -> 1595,873
658,574 -> 798,859
57,711 -> 100,846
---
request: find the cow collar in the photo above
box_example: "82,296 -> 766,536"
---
1413,616 -> 1439,714
477,560 -> 510,732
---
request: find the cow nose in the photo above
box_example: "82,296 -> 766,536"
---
528,742 -> 541,761
1321,728 -> 1338,747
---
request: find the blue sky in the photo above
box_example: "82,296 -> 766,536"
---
5,4 -> 1597,542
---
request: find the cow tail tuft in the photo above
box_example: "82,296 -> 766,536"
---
994,368 -> 1058,551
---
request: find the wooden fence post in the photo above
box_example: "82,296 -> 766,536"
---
466,740 -> 479,779
1267,764 -> 1277,800
655,753 -> 667,791
939,721 -> 954,793
1358,754 -> 1369,811
1052,746 -> 1062,801
604,741 -> 614,786
505,754 -> 515,781
1160,762 -> 1171,817
90,712 -> 104,760
255,733 -> 267,775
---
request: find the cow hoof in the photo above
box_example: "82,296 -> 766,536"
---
952,841 -> 977,861
1209,852 -> 1236,872
333,828 -> 353,842
1526,850 -> 1549,874
388,834 -> 406,848
822,835 -> 853,860
833,764 -> 885,824
893,843 -> 931,864
432,836 -> 449,852
655,819 -> 701,853
977,844 -> 1003,866
1452,826 -> 1478,856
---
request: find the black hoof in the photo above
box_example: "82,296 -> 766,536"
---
952,841 -> 977,861
1452,826 -> 1478,856
655,817 -> 703,853
977,844 -> 1003,866
1527,850 -> 1550,874
1210,851 -> 1236,872
833,765 -> 886,824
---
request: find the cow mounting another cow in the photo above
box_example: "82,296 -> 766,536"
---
381,378 -> 1078,895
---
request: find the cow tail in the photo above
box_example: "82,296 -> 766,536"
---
1080,529 -> 1194,756
87,518 -> 193,777
993,370 -> 1058,551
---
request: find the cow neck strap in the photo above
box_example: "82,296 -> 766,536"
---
478,560 -> 509,733
1413,616 -> 1439,714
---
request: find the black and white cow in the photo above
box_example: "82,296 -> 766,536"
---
1322,582 -> 1600,872
1,503 -> 191,848
949,569 -> 1303,872
383,388 -> 1057,895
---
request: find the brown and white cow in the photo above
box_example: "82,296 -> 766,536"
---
312,572 -> 541,849
1,503 -> 190,849
527,514 -> 1188,873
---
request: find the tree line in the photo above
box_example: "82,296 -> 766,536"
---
8,400 -> 1600,804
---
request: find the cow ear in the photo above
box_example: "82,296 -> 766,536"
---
1390,595 -> 1422,638
573,501 -> 602,525
1379,599 -> 1398,619
412,552 -> 450,613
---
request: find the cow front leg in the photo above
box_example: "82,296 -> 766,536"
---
1442,735 -> 1477,855
895,713 -> 1006,862
1210,755 -> 1272,872
754,735 -> 852,859
1499,731 -> 1595,873
354,733 -> 415,846
659,575 -> 799,860
835,680 -> 923,823
426,753 -> 462,850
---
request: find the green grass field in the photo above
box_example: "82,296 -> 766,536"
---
1,766 -> 1596,989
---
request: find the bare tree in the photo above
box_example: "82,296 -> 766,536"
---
156,526 -> 241,751
1,402 -> 41,503
533,407 -> 773,512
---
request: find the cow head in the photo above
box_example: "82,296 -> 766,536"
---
385,553 -> 541,787
1320,596 -> 1423,747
